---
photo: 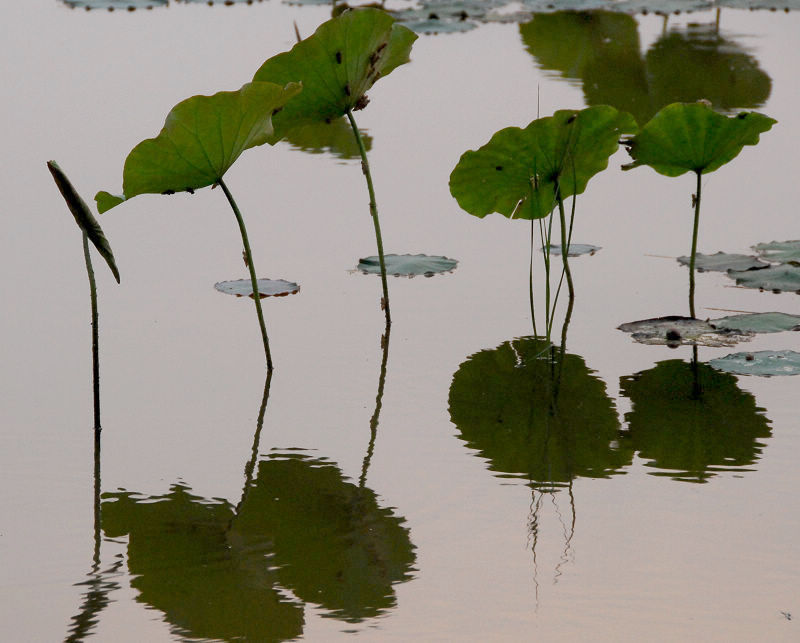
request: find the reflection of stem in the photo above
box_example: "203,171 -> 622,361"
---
689,171 -> 702,319
218,177 -> 273,371
346,109 -> 391,326
82,233 -> 101,432
360,324 -> 391,488
234,372 -> 274,516
527,489 -> 542,612
691,345 -> 702,400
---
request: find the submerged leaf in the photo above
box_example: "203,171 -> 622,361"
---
253,8 -> 417,138
215,279 -> 300,299
95,82 -> 301,213
711,312 -> 800,334
47,161 -> 120,283
753,240 -> 800,263
357,254 -> 457,277
449,105 -> 636,220
617,315 -> 752,347
676,252 -> 768,273
728,264 -> 800,293
622,101 -> 776,176
710,350 -> 800,376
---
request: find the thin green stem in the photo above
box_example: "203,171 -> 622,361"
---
82,232 -> 101,432
555,181 -> 575,304
218,177 -> 273,370
689,171 -> 702,319
346,109 -> 391,326
529,219 -> 538,338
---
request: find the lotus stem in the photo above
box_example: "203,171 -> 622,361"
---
82,232 -> 101,432
346,108 -> 391,326
689,170 -> 702,319
529,219 -> 538,337
218,177 -> 273,370
554,181 -> 575,304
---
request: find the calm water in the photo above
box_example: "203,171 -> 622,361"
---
2,1 -> 799,641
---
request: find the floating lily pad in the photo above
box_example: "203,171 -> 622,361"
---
752,240 -> 800,263
357,254 -> 458,277
544,243 -> 600,257
728,264 -> 800,293
62,0 -> 167,9
711,312 -> 800,333
710,350 -> 800,376
617,315 -> 753,347
215,279 -> 300,298
676,252 -> 768,273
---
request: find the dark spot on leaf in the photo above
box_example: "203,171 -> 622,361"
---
566,114 -> 577,124
272,106 -> 283,116
496,166 -> 503,171
344,83 -> 351,97
162,189 -> 175,195
325,117 -> 331,124
458,10 -> 468,20
665,329 -> 681,341
738,112 -> 748,119
186,187 -> 194,194
428,12 -> 439,19
354,94 -> 370,111
335,51 -> 342,64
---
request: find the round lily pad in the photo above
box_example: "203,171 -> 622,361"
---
214,279 -> 300,298
357,254 -> 458,277
752,240 -> 800,264
617,315 -> 753,347
709,350 -> 800,376
544,243 -> 601,257
676,252 -> 769,273
63,0 -> 167,8
711,312 -> 800,334
728,264 -> 800,293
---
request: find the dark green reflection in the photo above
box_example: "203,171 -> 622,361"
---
283,117 -> 373,160
102,484 -> 304,642
232,452 -> 416,622
521,11 -> 770,125
449,337 -> 631,488
619,359 -> 771,482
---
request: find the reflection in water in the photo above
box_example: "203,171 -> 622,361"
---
283,117 -> 373,161
619,353 -> 772,483
521,11 -> 770,125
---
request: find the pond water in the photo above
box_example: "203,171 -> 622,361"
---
2,1 -> 799,641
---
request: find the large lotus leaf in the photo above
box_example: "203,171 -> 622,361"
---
728,264 -> 800,293
253,9 -> 417,138
450,106 -> 637,220
47,161 -> 120,283
711,312 -> 800,334
232,452 -> 415,622
95,82 -> 301,213
102,484 -> 304,641
619,360 -> 771,482
753,240 -> 800,263
617,315 -> 753,347
623,102 -> 776,177
448,337 -> 632,487
676,252 -> 768,273
710,350 -> 800,376
283,117 -> 372,159
357,253 -> 457,277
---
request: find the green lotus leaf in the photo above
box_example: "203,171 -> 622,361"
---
253,8 -> 417,138
619,360 -> 771,482
47,161 -> 120,283
544,243 -> 600,257
95,81 -> 301,213
622,102 -> 776,177
728,264 -> 800,293
753,239 -> 800,263
617,315 -> 753,347
710,350 -> 800,376
357,253 -> 458,277
449,105 -> 637,220
448,337 -> 632,487
711,312 -> 800,334
63,0 -> 167,9
214,278 -> 300,298
676,252 -> 768,273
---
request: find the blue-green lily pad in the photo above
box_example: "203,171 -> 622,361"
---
728,264 -> 800,293
711,312 -> 800,333
677,252 -> 768,273
215,279 -> 300,298
63,0 -> 167,8
544,243 -> 600,257
710,350 -> 800,376
618,315 -> 753,347
357,254 -> 458,277
752,240 -> 800,263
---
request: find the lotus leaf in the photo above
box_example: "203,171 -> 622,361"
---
709,350 -> 800,376
619,360 -> 771,482
544,243 -> 600,257
63,0 -> 167,9
214,279 -> 300,298
47,161 -> 120,283
253,8 -> 417,138
95,82 -> 301,213
617,315 -> 753,347
622,102 -> 776,177
728,264 -> 800,293
450,106 -> 636,220
676,252 -> 768,273
753,240 -> 800,263
711,312 -> 800,334
357,254 -> 457,277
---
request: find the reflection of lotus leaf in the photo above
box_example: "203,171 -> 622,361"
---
728,264 -> 800,293
283,117 -> 372,159
619,360 -> 771,482
232,453 -> 416,622
102,484 -> 304,642
710,350 -> 800,376
448,337 -> 631,487
677,252 -> 768,272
